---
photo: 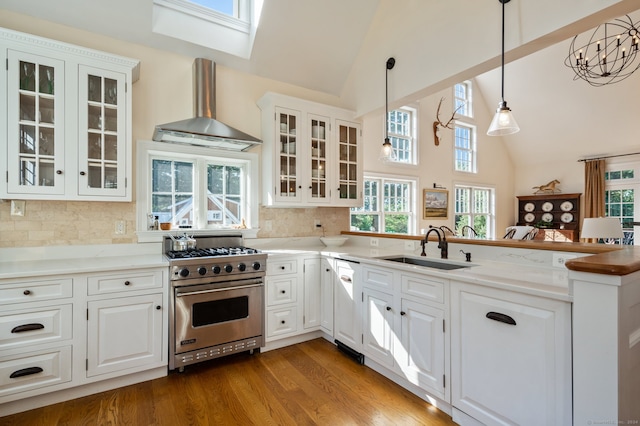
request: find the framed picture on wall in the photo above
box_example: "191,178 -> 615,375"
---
423,188 -> 448,219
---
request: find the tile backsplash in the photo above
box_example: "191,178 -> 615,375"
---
0,200 -> 350,247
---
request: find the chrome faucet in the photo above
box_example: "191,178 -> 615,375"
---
461,225 -> 478,238
420,226 -> 448,259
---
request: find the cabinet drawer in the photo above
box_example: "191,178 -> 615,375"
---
266,276 -> 297,306
362,265 -> 394,292
267,259 -> 297,276
0,304 -> 72,350
401,273 -> 445,304
0,278 -> 73,306
87,270 -> 163,295
266,307 -> 298,338
0,346 -> 72,398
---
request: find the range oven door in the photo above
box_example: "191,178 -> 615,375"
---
174,278 -> 263,354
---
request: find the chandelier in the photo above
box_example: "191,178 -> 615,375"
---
565,14 -> 640,86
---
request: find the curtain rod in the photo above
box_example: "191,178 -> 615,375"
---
577,152 -> 640,162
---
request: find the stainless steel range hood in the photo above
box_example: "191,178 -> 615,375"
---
152,58 -> 261,151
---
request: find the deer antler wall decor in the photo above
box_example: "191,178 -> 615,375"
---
433,98 -> 464,146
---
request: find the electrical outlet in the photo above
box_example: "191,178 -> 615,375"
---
370,238 -> 379,247
115,220 -> 126,235
10,200 -> 25,216
552,253 -> 577,268
404,240 -> 416,251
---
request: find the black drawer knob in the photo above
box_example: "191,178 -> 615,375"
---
23,290 -> 31,295
124,281 -> 131,286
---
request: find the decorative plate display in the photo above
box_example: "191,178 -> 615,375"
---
542,213 -> 554,222
561,212 -> 574,223
524,213 -> 535,223
541,202 -> 554,212
560,201 -> 573,211
524,202 -> 535,212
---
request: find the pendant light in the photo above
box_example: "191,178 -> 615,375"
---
487,0 -> 520,136
380,57 -> 397,162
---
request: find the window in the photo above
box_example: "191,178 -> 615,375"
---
605,164 -> 638,245
137,141 -> 259,240
454,184 -> 495,238
387,107 -> 417,164
453,123 -> 476,173
351,176 -> 416,234
187,0 -> 236,16
454,82 -> 472,117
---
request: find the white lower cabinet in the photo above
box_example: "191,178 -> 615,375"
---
450,281 -> 572,426
333,259 -> 362,351
319,257 -> 334,334
0,266 -> 167,415
361,265 -> 448,401
87,293 -> 164,377
265,254 -> 323,342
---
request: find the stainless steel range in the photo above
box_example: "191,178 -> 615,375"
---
165,233 -> 267,372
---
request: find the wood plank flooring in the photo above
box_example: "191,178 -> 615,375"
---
1,338 -> 456,425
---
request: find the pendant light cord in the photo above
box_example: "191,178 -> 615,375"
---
500,0 -> 506,103
385,58 -> 395,141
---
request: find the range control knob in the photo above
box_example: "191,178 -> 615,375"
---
212,265 -> 221,274
224,264 -> 233,273
252,262 -> 261,271
179,268 -> 190,278
197,267 -> 207,276
237,263 -> 247,272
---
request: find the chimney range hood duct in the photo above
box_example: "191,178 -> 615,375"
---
152,58 -> 261,151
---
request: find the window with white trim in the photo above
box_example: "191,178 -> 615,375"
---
454,123 -> 476,173
387,107 -> 417,164
350,176 -> 416,234
137,141 -> 259,238
454,81 -> 472,117
605,163 -> 638,245
454,184 -> 495,238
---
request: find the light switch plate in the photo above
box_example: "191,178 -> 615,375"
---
10,200 -> 25,216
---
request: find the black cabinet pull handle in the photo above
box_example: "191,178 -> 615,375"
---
280,266 -> 285,270
23,290 -> 31,295
386,306 -> 391,311
281,320 -> 285,324
400,311 -> 406,316
280,290 -> 286,294
340,275 -> 352,283
486,311 -> 517,326
10,367 -> 43,379
124,281 -> 131,286
325,268 -> 330,272
11,323 -> 45,333
156,305 -> 161,310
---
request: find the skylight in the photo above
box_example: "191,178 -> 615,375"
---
187,0 -> 235,17
152,0 -> 263,59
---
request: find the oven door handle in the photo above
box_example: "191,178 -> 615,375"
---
176,283 -> 263,298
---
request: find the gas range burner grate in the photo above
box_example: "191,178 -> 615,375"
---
166,247 -> 261,259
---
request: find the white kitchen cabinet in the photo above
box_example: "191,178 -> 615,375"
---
319,257 -> 334,334
360,265 -> 448,401
333,259 -> 362,351
303,257 -> 321,329
450,281 -> 572,426
86,293 -> 164,377
0,26 -> 139,201
257,92 -> 362,207
362,287 -> 394,368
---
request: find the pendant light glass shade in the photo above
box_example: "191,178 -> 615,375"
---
379,137 -> 396,162
487,101 -> 520,136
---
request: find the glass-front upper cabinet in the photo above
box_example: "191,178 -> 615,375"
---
308,114 -> 329,203
276,107 -> 300,202
6,50 -> 65,195
78,65 -> 127,197
335,120 -> 362,205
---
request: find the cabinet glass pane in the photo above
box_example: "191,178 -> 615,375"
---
105,135 -> 117,161
105,166 -> 117,188
104,107 -> 117,132
19,94 -> 36,121
19,61 -> 36,92
39,128 -> 54,156
88,75 -> 102,102
39,97 -> 54,124
88,105 -> 102,130
88,133 -> 102,159
104,78 -> 117,105
39,162 -> 55,186
87,163 -> 102,188
38,65 -> 54,95
19,160 -> 36,185
20,125 -> 36,154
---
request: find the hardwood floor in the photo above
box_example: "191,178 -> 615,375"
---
2,338 -> 455,425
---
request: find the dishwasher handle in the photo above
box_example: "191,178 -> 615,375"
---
486,311 -> 516,326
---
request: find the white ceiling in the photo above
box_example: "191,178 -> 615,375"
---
2,0 -> 640,167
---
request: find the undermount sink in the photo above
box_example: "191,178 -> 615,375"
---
380,256 -> 471,270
